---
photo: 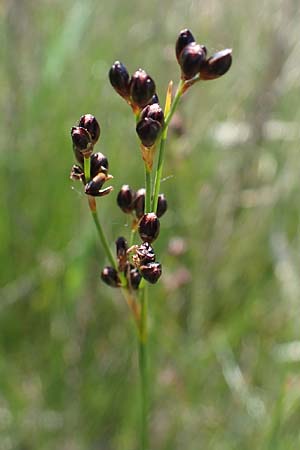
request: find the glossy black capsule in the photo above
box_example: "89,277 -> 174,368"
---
156,194 -> 168,218
90,152 -> 109,177
134,188 -> 145,219
117,185 -> 136,213
140,262 -> 162,284
130,69 -> 156,109
78,114 -> 101,144
136,117 -> 162,147
101,266 -> 121,287
109,61 -> 130,98
200,49 -> 232,80
175,28 -> 195,61
138,213 -> 160,243
179,42 -> 206,80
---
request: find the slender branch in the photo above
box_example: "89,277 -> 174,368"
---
138,284 -> 149,450
144,164 -> 152,213
88,199 -> 117,270
152,79 -> 184,212
83,155 -> 91,183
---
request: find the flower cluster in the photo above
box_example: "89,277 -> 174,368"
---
70,114 -> 113,197
69,28 -> 232,293
176,29 -> 232,89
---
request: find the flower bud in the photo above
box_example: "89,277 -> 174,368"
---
78,114 -> 101,144
136,242 -> 156,265
136,117 -> 162,147
109,61 -> 130,99
117,185 -> 136,213
140,262 -> 162,284
128,266 -> 142,290
101,266 -> 121,287
156,193 -> 168,218
71,126 -> 93,158
140,103 -> 164,126
85,173 -> 113,197
179,42 -> 206,80
175,28 -> 195,61
116,236 -> 128,271
134,188 -> 145,218
130,69 -> 156,109
200,49 -> 232,80
139,213 -> 160,243
90,152 -> 109,177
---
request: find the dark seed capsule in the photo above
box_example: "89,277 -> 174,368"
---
139,213 -> 160,243
90,152 -> 109,177
179,42 -> 206,80
136,117 -> 162,147
140,103 -> 164,126
117,185 -> 136,213
156,193 -> 168,218
128,266 -> 142,290
101,266 -> 121,287
78,114 -> 101,144
109,61 -> 130,98
140,262 -> 162,284
70,164 -> 84,182
71,126 -> 92,152
130,69 -> 156,109
134,188 -> 145,218
136,242 -> 156,265
175,28 -> 195,61
200,48 -> 232,80
85,173 -> 113,197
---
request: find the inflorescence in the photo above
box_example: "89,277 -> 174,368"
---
69,28 -> 232,292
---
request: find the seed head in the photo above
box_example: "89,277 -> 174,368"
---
101,266 -> 121,288
85,173 -> 113,197
140,262 -> 162,284
128,266 -> 142,290
200,49 -> 232,80
156,193 -> 168,218
90,152 -> 109,177
117,185 -> 136,213
178,42 -> 206,80
78,114 -> 101,144
130,69 -> 156,109
109,61 -> 130,99
71,126 -> 93,158
134,188 -> 145,219
140,103 -> 164,126
136,117 -> 162,148
175,28 -> 195,61
139,213 -> 160,243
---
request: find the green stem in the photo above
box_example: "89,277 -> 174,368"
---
152,79 -> 184,212
91,209 -> 117,270
138,284 -> 148,450
83,156 -> 91,182
144,164 -> 152,213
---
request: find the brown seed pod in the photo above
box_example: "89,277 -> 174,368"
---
140,262 -> 162,284
138,213 -> 160,243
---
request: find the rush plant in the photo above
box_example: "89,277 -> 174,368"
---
69,29 -> 232,450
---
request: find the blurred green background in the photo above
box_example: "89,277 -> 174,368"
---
1,0 -> 300,449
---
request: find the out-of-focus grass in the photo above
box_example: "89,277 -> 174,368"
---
1,0 -> 300,449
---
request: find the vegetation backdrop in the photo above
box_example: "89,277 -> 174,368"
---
1,0 -> 300,449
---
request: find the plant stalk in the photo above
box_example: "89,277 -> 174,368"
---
138,284 -> 148,450
88,200 -> 117,270
152,79 -> 184,212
